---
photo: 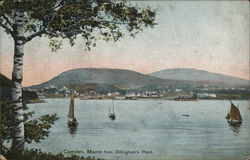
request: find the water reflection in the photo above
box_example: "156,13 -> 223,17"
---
68,125 -> 78,136
228,123 -> 241,134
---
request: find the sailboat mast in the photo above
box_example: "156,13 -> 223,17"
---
112,99 -> 115,114
72,95 -> 75,119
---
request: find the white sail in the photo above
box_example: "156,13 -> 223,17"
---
68,95 -> 75,120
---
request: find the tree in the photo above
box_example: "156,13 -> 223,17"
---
0,0 -> 156,158
0,100 -> 59,158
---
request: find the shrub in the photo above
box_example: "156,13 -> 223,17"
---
10,149 -> 104,160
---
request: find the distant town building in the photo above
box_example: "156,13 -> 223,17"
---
175,89 -> 182,92
197,93 -> 216,98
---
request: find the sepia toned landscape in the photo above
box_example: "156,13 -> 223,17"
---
0,1 -> 249,160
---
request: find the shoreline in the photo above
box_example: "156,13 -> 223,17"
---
38,97 -> 250,101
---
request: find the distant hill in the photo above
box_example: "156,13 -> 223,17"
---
28,68 -> 179,90
66,83 -> 125,94
149,68 -> 249,87
27,68 -> 249,92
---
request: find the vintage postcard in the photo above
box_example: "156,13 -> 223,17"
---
0,1 -> 249,160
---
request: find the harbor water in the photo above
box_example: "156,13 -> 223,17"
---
27,99 -> 250,160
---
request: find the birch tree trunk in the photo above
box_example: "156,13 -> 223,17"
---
9,8 -> 25,159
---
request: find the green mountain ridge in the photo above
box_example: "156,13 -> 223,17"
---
28,68 -> 179,90
149,68 -> 249,87
27,68 -> 249,91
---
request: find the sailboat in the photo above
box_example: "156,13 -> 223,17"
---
226,101 -> 242,125
159,98 -> 163,104
109,99 -> 116,120
67,94 -> 78,126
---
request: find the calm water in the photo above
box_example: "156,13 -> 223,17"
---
27,99 -> 250,160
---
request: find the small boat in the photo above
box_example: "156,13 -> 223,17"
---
109,99 -> 116,120
159,98 -> 163,104
67,94 -> 78,126
226,101 -> 242,125
182,114 -> 190,117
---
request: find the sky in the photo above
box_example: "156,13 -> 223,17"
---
0,1 -> 249,87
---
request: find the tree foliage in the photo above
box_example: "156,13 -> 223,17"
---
0,0 -> 156,51
0,100 -> 59,146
